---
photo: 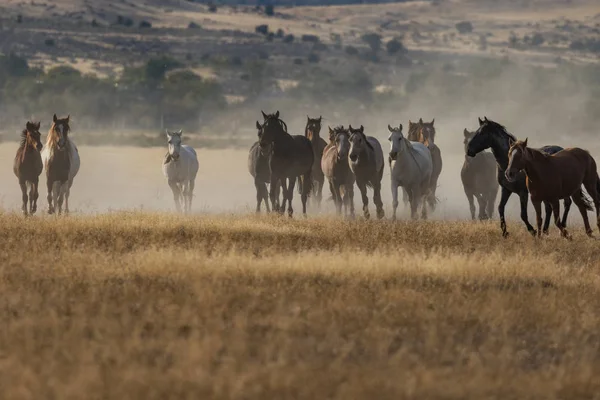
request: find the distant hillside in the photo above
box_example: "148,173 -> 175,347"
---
188,0 -> 414,5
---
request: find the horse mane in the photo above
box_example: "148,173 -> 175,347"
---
19,130 -> 28,148
264,114 -> 288,133
46,121 -> 72,155
488,120 -> 517,144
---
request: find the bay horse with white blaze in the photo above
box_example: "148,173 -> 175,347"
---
42,114 -> 80,215
506,139 -> 599,239
13,121 -> 43,216
258,111 -> 313,217
322,125 -> 355,217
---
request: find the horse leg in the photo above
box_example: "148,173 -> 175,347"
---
476,194 -> 487,220
531,199 -> 543,238
255,179 -> 264,213
186,179 -> 195,214
301,173 -> 311,217
333,182 -> 342,216
561,196 -> 572,229
168,179 -> 182,213
427,176 -> 438,212
47,179 -> 54,214
30,180 -> 39,215
287,177 -> 296,218
19,182 -> 28,216
64,179 -> 72,214
465,189 -> 476,220
357,181 -> 370,220
391,181 -> 399,221
402,187 -> 409,209
487,188 -> 498,220
52,181 -> 61,215
519,191 -> 536,236
550,199 -> 570,240
571,190 -> 593,237
408,189 -> 418,220
542,202 -> 552,235
498,187 -> 512,238
373,182 -> 384,220
317,176 -> 324,209
347,184 -> 355,219
27,182 -> 34,215
57,181 -> 67,215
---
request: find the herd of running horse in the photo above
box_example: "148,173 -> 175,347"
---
12,112 -> 600,239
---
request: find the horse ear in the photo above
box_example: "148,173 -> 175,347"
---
399,124 -> 403,132
478,117 -> 484,126
359,125 -> 364,133
484,116 -> 489,122
431,118 -> 435,126
319,116 -> 322,122
261,111 -> 267,119
66,115 -> 70,123
166,130 -> 171,137
388,124 -> 393,132
53,114 -> 58,123
177,129 -> 183,136
307,115 -> 310,121
464,128 -> 469,137
524,138 -> 528,147
328,126 -> 334,133
275,110 -> 280,119
348,124 -> 353,131
256,121 -> 261,130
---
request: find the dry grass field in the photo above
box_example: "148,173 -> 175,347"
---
1,212 -> 600,398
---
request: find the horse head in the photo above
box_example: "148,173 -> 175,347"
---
24,121 -> 43,151
506,138 -> 529,182
305,115 -> 322,142
348,124 -> 369,163
50,114 -> 70,150
329,126 -> 350,160
259,110 -> 287,150
166,129 -> 183,161
387,124 -> 405,161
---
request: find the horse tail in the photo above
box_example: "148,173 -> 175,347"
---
578,189 -> 594,212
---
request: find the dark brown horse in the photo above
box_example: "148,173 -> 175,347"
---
304,116 -> 327,208
408,118 -> 442,211
322,126 -> 355,217
248,124 -> 280,213
461,128 -> 499,220
506,139 -> 599,239
258,111 -> 313,217
13,121 -> 43,216
348,125 -> 385,219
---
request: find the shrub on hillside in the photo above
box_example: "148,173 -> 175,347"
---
265,4 -> 274,16
255,24 -> 269,35
361,33 -> 382,52
345,45 -> 358,56
301,34 -> 320,43
386,39 -> 406,55
455,21 -> 473,34
283,34 -> 294,43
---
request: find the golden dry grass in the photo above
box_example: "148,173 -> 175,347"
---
1,212 -> 600,399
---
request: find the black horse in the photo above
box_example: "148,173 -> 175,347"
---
466,117 -> 578,237
303,116 -> 328,208
248,140 -> 280,213
258,111 -> 314,217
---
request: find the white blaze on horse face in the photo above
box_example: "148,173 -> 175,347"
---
167,132 -> 182,159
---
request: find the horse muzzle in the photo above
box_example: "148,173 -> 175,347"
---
389,152 -> 398,161
349,153 -> 358,162
466,149 -> 477,157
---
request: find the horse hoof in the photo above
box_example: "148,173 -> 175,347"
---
502,231 -> 510,238
542,230 -> 549,236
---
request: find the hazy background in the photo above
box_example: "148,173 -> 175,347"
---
1,0 -> 599,221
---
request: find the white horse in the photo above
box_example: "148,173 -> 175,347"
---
388,124 -> 432,220
162,130 -> 199,213
41,114 -> 80,214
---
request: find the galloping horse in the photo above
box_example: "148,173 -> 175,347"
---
461,128 -> 499,220
258,111 -> 313,217
303,115 -> 327,208
322,126 -> 355,217
42,114 -> 80,214
13,121 -> 43,216
248,123 -> 280,213
407,118 -> 442,211
348,125 -> 385,220
162,129 -> 199,213
388,124 -> 432,220
466,117 -> 581,237
506,139 -> 599,239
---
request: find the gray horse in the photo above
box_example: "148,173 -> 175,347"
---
461,128 -> 498,220
348,125 -> 385,219
322,126 -> 355,217
388,124 -> 432,220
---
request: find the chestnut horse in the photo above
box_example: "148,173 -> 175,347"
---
506,139 -> 599,239
13,121 -> 43,216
